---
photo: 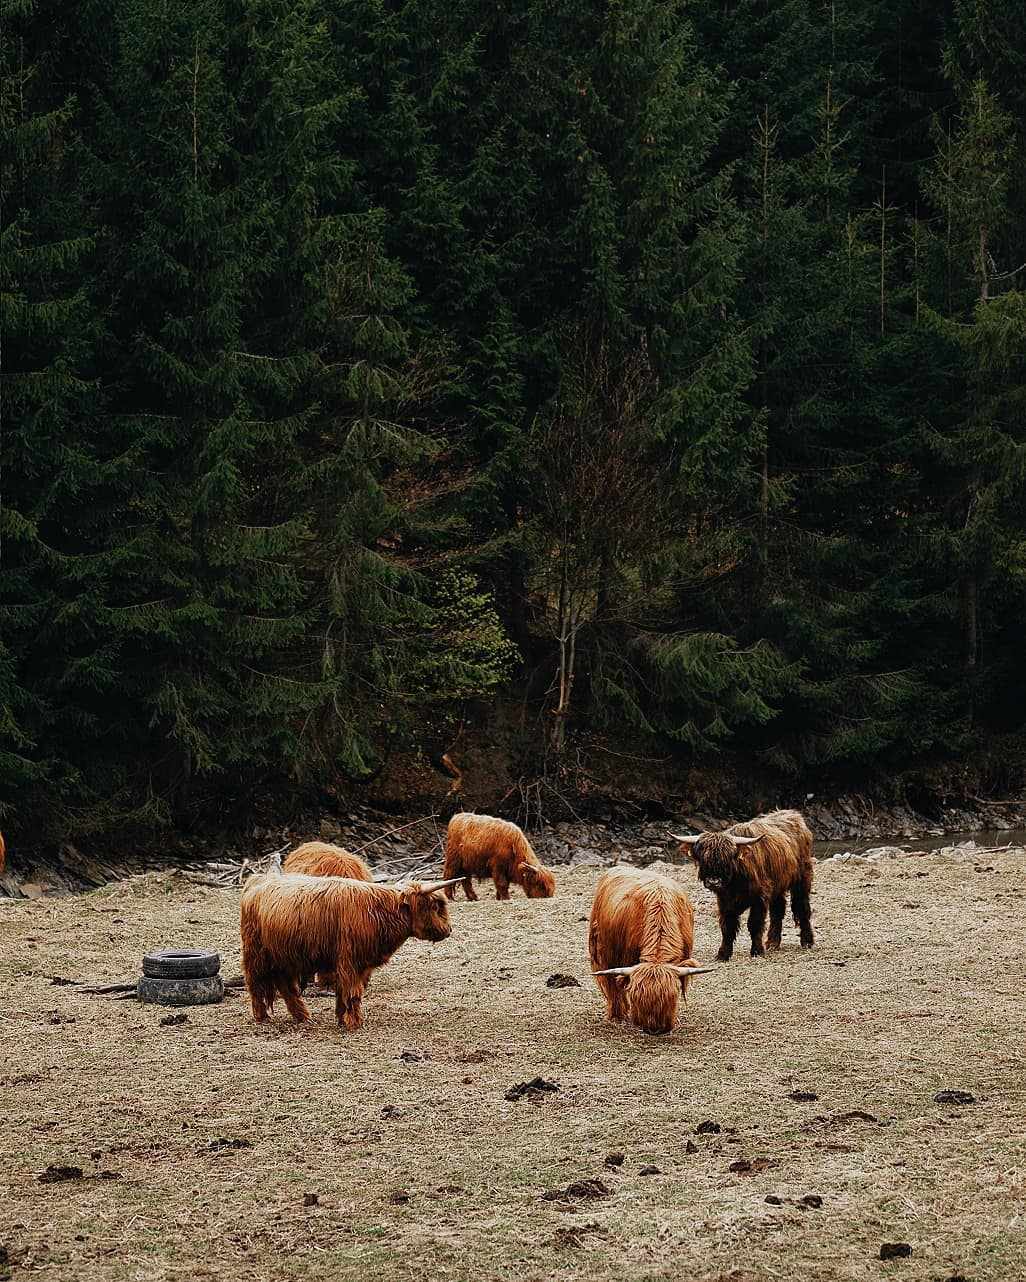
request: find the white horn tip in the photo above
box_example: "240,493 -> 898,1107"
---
416,876 -> 463,892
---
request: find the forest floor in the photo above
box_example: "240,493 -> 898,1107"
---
1,848 -> 1024,1282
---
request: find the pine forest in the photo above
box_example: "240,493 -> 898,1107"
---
3,0 -> 1026,845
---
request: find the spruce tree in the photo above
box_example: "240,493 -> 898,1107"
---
84,0 -> 439,821
916,71 -> 1026,734
0,0 -> 128,832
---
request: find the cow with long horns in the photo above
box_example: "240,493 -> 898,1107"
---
589,865 -> 713,1035
240,872 -> 460,1029
671,809 -> 815,961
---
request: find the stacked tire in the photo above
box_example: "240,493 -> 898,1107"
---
137,949 -> 224,1006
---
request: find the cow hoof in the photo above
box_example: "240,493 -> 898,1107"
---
716,951 -> 732,963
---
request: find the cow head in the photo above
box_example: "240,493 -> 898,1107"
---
518,862 -> 555,898
670,830 -> 762,894
593,961 -> 715,1035
401,880 -> 459,941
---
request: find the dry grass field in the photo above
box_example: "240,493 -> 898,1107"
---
2,848 -> 1025,1282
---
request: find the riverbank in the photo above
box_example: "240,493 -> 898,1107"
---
4,793 -> 1026,899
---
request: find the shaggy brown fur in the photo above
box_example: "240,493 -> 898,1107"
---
278,844 -> 375,989
0,832 -> 5,876
240,873 -> 452,1029
588,866 -> 706,1035
283,841 -> 373,882
442,813 -> 556,901
678,809 -> 815,961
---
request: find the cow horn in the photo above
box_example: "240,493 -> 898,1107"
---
670,964 -> 717,977
413,877 -> 464,893
669,832 -> 700,844
730,835 -> 762,845
591,965 -> 642,977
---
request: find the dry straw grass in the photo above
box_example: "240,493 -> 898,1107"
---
2,849 -> 1025,1281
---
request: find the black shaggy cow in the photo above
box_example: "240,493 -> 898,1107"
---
671,809 -> 815,961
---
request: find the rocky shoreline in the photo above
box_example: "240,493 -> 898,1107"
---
4,792 -> 1026,899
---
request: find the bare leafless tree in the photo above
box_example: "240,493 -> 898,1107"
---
533,334 -> 672,752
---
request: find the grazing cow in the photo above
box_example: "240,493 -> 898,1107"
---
671,809 -> 815,961
240,873 -> 459,1029
442,812 -> 555,901
589,866 -> 713,1035
283,841 -> 373,882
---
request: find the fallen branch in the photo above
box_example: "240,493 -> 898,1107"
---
348,814 -> 439,858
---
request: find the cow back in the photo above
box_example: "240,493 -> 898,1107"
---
590,866 -> 695,969
722,809 -> 814,898
284,841 -> 374,882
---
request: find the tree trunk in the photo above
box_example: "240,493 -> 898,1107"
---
965,573 -> 977,729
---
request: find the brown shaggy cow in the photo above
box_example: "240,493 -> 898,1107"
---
589,866 -> 713,1035
278,843 -> 375,990
283,841 -> 373,882
671,809 -> 815,961
442,812 -> 555,901
240,872 -> 459,1029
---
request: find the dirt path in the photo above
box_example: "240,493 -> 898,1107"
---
1,849 -> 1023,1281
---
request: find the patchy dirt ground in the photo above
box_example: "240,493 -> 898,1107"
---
2,849 -> 1024,1282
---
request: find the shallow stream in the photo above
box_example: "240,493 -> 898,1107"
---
811,828 -> 1026,860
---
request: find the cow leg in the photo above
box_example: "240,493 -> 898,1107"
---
766,895 -> 786,951
281,978 -> 311,1023
442,848 -> 460,898
338,995 -> 365,1030
716,905 -> 741,961
493,866 -> 511,900
791,876 -> 815,949
336,970 -> 371,1029
596,976 -> 627,1022
247,973 -> 274,1022
747,899 -> 768,957
335,989 -> 365,1030
443,849 -> 477,901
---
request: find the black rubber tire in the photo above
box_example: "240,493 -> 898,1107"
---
137,974 -> 224,1006
142,948 -> 221,979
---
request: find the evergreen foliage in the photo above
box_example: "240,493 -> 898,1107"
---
2,0 -> 1025,842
